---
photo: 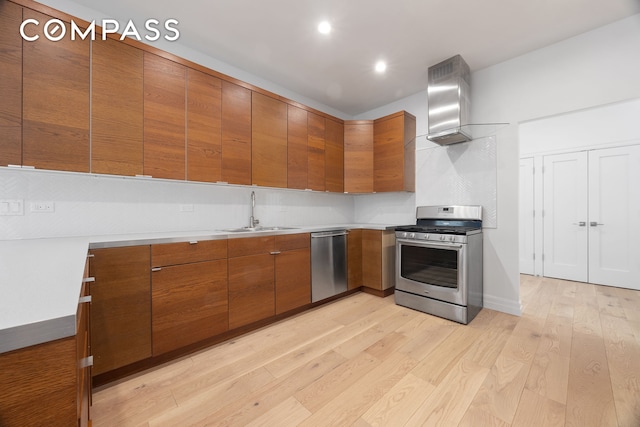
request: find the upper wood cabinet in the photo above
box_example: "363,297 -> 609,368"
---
221,81 -> 252,185
344,120 -> 374,193
307,112 -> 326,191
22,9 -> 90,172
0,1 -> 22,167
187,68 -> 222,183
287,105 -> 308,190
252,92 -> 288,188
92,38 -> 144,176
143,52 -> 186,180
325,119 -> 344,193
373,111 -> 416,192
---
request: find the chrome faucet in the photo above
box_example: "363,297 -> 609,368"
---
249,191 -> 259,228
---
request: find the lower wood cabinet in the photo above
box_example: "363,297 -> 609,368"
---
0,257 -> 92,427
362,229 -> 396,292
228,234 -> 311,328
347,229 -> 363,289
89,246 -> 152,376
151,240 -> 229,355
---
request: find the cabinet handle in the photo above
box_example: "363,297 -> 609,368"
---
79,356 -> 93,368
82,277 -> 95,283
572,222 -> 586,226
79,295 -> 92,304
270,251 -> 281,255
86,254 -> 95,258
590,222 -> 605,227
189,241 -> 198,245
151,267 -> 162,272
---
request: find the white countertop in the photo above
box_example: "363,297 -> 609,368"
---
0,223 -> 399,354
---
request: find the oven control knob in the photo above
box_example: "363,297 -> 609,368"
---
409,233 -> 415,239
423,234 -> 429,240
401,232 -> 407,238
440,235 -> 445,241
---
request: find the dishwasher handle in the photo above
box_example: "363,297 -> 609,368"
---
311,230 -> 348,238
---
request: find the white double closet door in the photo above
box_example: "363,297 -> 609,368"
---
543,145 -> 640,290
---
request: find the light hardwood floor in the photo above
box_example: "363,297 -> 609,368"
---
92,275 -> 640,426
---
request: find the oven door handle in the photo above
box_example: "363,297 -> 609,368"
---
397,239 -> 463,249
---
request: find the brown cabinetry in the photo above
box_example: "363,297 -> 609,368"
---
307,112 -> 326,191
252,92 -> 288,188
92,38 -> 144,176
0,258 -> 92,427
143,52 -> 186,180
22,8 -> 90,172
325,119 -> 344,193
287,105 -> 308,189
222,81 -> 252,185
362,229 -> 396,292
347,229 -> 363,289
344,121 -> 374,193
187,68 -> 222,182
228,233 -> 310,328
89,246 -> 152,376
0,1 -> 22,167
275,233 -> 311,314
150,240 -> 229,355
373,111 -> 416,192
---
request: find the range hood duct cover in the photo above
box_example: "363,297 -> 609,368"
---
427,55 -> 472,145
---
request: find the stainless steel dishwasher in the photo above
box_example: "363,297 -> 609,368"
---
311,230 -> 348,302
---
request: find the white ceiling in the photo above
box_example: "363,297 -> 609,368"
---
68,0 -> 640,116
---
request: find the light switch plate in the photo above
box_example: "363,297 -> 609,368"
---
0,199 -> 24,216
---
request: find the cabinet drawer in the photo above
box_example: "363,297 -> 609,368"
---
275,233 -> 310,251
227,236 -> 275,258
152,239 -> 227,267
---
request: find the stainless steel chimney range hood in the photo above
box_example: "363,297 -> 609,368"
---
426,55 -> 472,145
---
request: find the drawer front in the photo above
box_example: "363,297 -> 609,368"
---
227,235 -> 275,258
275,233 -> 310,252
152,239 -> 227,267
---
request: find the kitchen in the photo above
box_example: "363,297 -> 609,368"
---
1,0 -> 640,425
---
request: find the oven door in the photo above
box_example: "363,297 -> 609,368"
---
395,238 -> 467,306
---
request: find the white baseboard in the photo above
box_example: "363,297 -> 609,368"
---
483,294 -> 522,316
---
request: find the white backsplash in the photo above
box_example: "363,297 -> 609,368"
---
0,168 -> 355,240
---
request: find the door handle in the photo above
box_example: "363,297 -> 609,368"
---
572,222 -> 586,226
590,222 -> 604,227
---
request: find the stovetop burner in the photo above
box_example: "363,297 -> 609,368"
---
395,225 -> 480,235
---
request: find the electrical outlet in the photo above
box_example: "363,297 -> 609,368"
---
0,199 -> 24,216
30,201 -> 55,213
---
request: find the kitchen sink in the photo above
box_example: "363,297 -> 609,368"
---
222,226 -> 299,233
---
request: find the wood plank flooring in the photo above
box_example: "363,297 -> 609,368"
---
92,275 -> 640,426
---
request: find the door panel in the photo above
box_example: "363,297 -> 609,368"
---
588,146 -> 640,289
543,152 -> 588,282
519,158 -> 535,275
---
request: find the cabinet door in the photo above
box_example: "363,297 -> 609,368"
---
228,253 -> 275,329
152,259 -> 228,355
362,229 -> 382,290
187,68 -> 222,182
221,81 -> 252,185
143,52 -> 186,180
89,246 -> 151,375
152,239 -> 227,267
307,112 -> 325,191
347,229 -> 363,289
344,121 -> 374,193
287,105 -> 308,190
275,247 -> 310,314
325,119 -> 344,193
373,111 -> 416,192
92,38 -> 143,176
0,1 -> 22,167
252,92 -> 287,188
22,9 -> 90,172
77,276 -> 91,427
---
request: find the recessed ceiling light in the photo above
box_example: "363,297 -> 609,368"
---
318,21 -> 331,34
375,61 -> 387,73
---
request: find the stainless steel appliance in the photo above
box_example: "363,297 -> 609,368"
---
395,205 -> 483,324
311,230 -> 348,303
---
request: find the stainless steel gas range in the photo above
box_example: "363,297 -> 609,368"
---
394,205 -> 483,324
